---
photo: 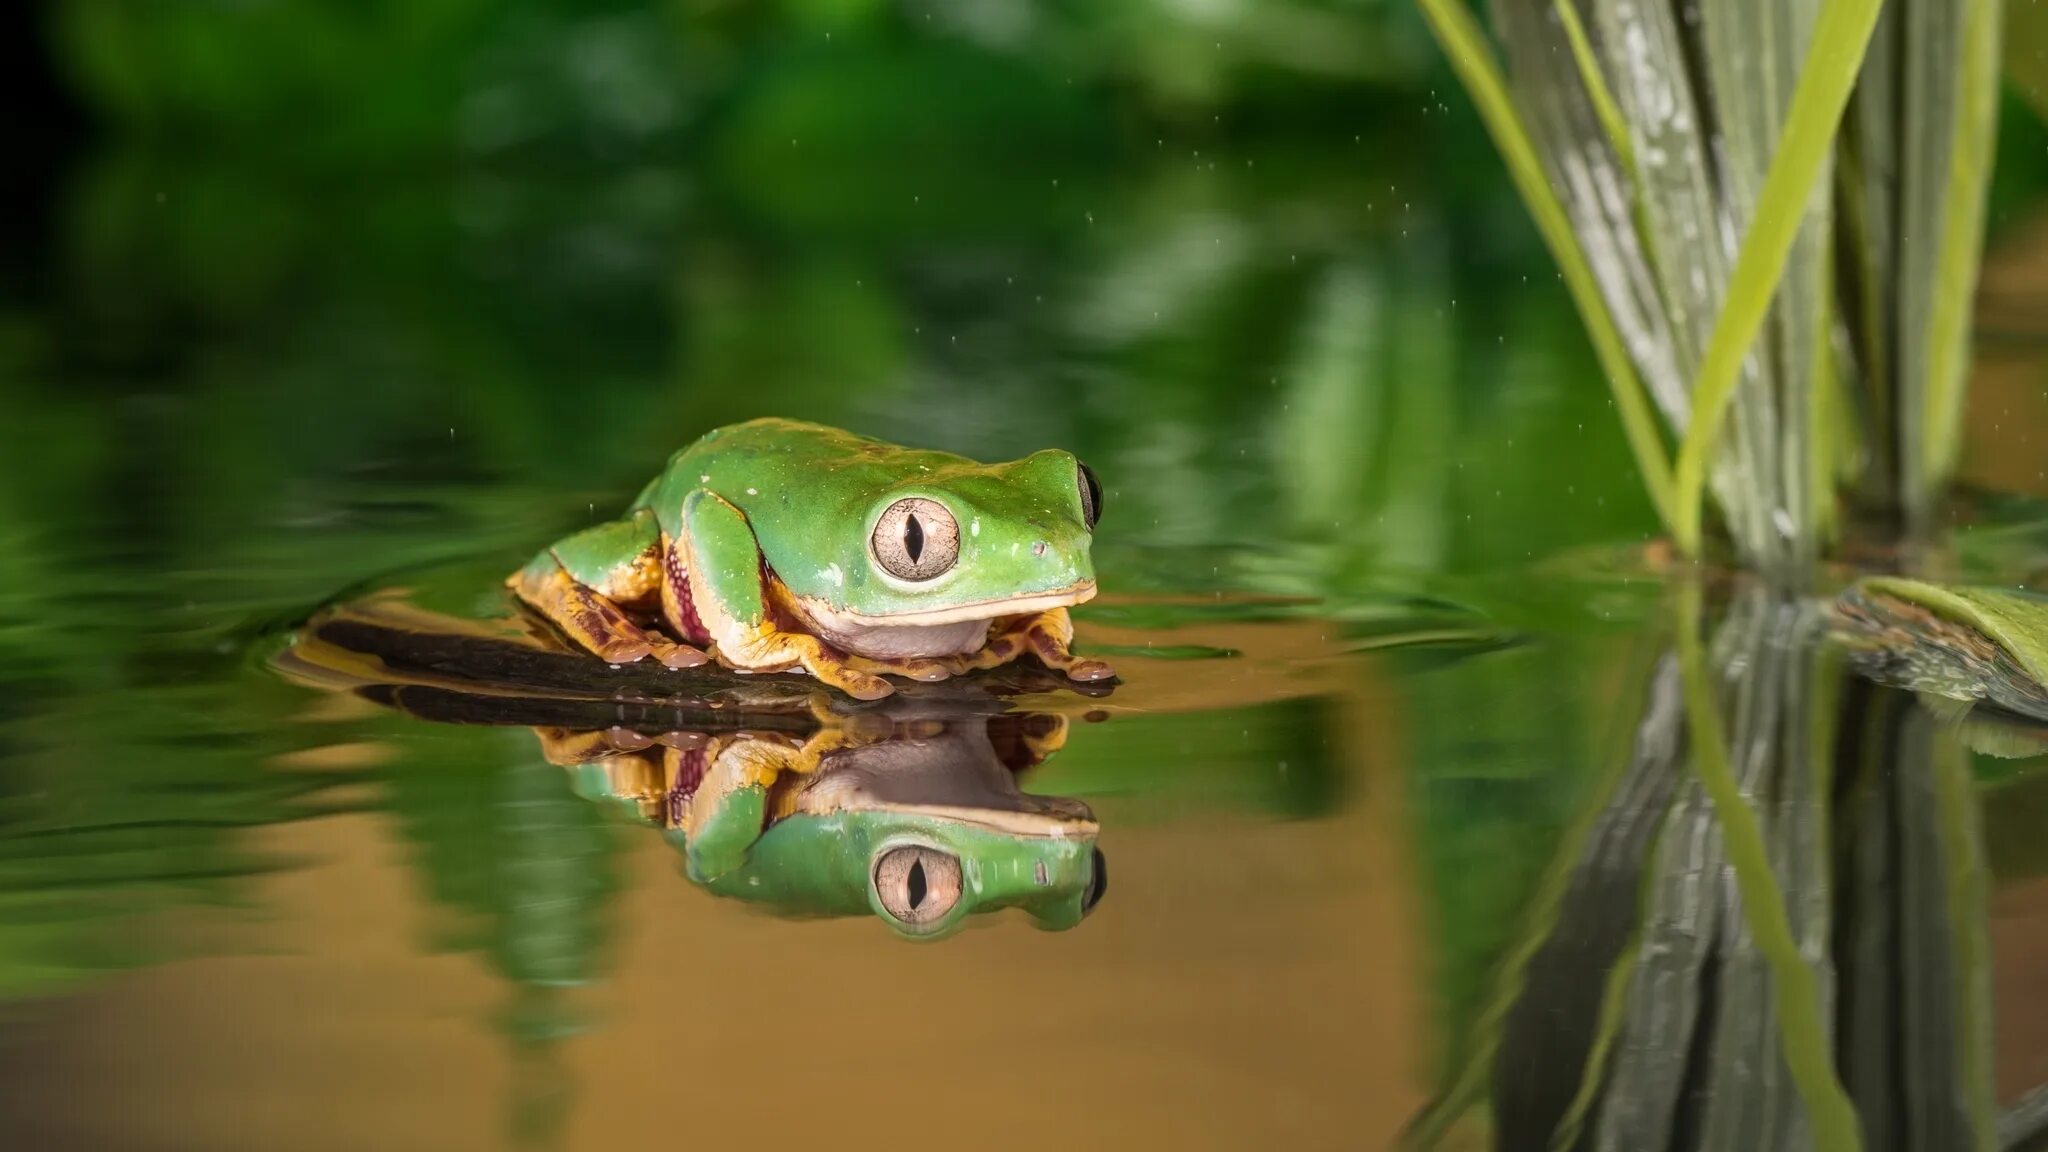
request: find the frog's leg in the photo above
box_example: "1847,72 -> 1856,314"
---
678,729 -> 864,878
680,489 -> 895,700
961,608 -> 1116,682
508,509 -> 706,668
988,712 -> 1071,772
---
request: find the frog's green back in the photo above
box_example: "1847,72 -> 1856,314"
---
638,418 -> 1097,615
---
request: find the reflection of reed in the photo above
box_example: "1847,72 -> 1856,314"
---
1410,583 -> 2012,1152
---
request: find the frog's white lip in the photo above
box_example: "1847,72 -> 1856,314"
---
797,799 -> 1100,838
819,582 -> 1097,629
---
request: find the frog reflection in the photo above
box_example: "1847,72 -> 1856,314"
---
540,711 -> 1106,938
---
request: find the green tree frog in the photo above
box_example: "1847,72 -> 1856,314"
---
508,418 -> 1114,699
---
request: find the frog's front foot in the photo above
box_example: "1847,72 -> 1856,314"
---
715,628 -> 897,700
591,630 -> 707,669
1060,655 -> 1117,682
512,565 -> 708,670
986,608 -> 1115,683
1024,628 -> 1115,682
812,663 -> 896,701
846,654 -> 966,684
651,638 -> 710,669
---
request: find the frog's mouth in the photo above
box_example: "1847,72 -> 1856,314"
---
792,736 -> 1099,838
813,581 -> 1096,630
781,581 -> 1096,661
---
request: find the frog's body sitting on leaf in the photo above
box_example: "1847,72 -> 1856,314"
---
509,418 -> 1114,699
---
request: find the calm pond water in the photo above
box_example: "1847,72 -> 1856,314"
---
5,121 -> 2048,1150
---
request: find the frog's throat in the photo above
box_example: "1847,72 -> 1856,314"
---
800,799 -> 1099,839
794,582 -> 1097,630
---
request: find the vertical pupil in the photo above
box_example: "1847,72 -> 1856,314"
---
904,514 -> 924,563
907,859 -> 928,908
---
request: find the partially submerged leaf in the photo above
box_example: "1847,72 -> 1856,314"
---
1855,577 -> 2048,688
1833,577 -> 2048,720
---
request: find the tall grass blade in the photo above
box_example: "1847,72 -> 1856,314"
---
1836,2 -> 1903,514
1592,0 -> 1773,561
1671,0 -> 1886,560
1919,2 -> 2004,520
1708,0 -> 1832,572
1486,2 -> 1690,427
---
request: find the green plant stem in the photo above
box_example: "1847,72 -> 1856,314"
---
1676,583 -> 1863,1152
1808,244 -> 1839,550
1921,0 -> 2002,511
1553,0 -> 1635,174
1416,0 -> 1677,534
1671,0 -> 1885,559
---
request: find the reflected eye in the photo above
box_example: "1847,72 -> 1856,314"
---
1077,462 -> 1102,531
871,498 -> 960,581
873,845 -> 964,926
1082,847 -> 1108,914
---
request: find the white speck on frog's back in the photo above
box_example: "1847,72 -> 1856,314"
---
747,487 -> 759,495
699,474 -> 710,483
971,518 -> 981,537
821,562 -> 844,586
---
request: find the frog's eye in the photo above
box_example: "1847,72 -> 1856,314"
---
1077,461 -> 1102,531
873,845 -> 964,927
871,498 -> 960,581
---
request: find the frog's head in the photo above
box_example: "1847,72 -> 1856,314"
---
767,445 -> 1104,636
673,720 -> 1107,939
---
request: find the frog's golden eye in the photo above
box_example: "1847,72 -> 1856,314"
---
871,498 -> 960,581
1077,461 -> 1102,531
873,845 -> 964,926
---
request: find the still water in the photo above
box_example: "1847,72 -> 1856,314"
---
4,135 -> 2048,1149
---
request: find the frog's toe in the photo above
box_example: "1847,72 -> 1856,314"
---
1066,658 -> 1116,682
899,659 -> 955,682
656,643 -> 709,669
602,726 -> 657,752
839,671 -> 896,700
595,637 -> 653,664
